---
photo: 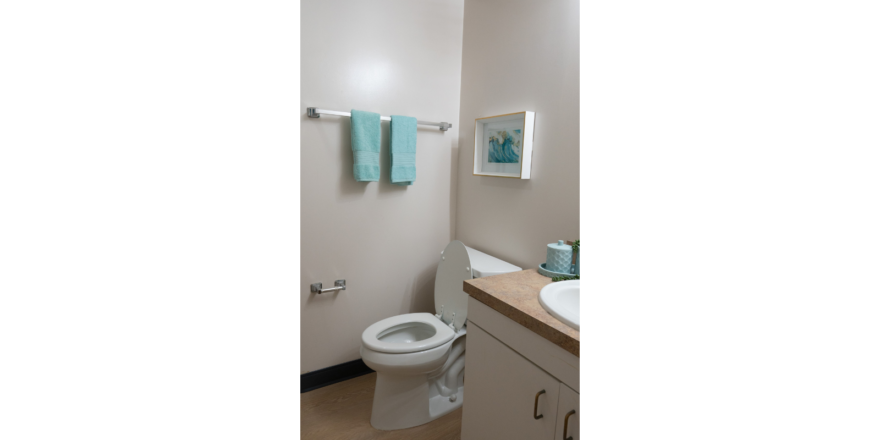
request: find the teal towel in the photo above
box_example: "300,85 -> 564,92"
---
350,109 -> 380,182
390,115 -> 417,186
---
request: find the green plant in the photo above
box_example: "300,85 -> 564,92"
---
571,239 -> 579,254
551,275 -> 579,282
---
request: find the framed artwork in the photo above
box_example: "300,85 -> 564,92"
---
473,111 -> 535,179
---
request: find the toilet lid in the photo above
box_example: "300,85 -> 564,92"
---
435,240 -> 472,331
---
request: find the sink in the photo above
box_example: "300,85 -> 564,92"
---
538,280 -> 579,330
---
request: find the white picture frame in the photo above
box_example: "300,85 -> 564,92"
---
473,111 -> 535,179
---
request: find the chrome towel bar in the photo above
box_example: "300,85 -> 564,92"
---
307,107 -> 452,132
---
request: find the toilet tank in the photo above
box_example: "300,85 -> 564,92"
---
464,246 -> 522,278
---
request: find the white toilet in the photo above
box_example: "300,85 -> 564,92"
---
360,240 -> 521,430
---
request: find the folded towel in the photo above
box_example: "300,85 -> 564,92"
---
390,115 -> 417,186
350,109 -> 381,182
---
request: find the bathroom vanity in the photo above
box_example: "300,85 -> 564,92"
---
460,269 -> 580,440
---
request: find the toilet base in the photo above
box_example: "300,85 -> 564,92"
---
369,371 -> 465,431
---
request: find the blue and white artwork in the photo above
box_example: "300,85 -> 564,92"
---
487,129 -> 522,163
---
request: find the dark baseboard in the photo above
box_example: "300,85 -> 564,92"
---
301,359 -> 374,393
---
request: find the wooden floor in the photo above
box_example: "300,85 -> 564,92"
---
301,373 -> 462,440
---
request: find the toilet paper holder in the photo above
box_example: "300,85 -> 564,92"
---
310,279 -> 346,294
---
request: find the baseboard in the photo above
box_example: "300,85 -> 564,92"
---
301,359 -> 374,393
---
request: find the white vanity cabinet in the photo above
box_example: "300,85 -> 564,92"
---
461,298 -> 580,440
461,323 -> 562,439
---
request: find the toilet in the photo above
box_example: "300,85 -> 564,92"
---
360,240 -> 521,430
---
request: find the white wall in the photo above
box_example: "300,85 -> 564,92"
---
454,0 -> 580,269
300,0 -> 464,373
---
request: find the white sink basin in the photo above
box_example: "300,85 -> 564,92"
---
538,280 -> 580,331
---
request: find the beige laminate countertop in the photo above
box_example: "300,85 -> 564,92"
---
463,268 -> 580,356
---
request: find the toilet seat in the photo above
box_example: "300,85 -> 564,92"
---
361,313 -> 455,354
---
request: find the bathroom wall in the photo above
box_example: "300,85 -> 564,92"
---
300,0 -> 464,373
454,0 -> 580,269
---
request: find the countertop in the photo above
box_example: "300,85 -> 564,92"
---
463,268 -> 579,356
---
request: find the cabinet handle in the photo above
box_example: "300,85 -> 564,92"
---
563,409 -> 576,440
533,390 -> 546,419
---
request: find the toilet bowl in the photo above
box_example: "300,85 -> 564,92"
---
360,241 -> 521,431
361,313 -> 455,375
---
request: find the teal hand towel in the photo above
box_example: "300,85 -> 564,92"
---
350,109 -> 380,182
390,115 -> 417,186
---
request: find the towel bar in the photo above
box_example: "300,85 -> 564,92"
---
307,107 -> 451,132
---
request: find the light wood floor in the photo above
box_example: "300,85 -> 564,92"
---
301,373 -> 463,440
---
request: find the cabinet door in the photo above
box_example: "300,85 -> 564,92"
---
554,384 -> 579,440
461,323 -> 561,440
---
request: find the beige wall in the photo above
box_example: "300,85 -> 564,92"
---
301,0 -> 579,373
454,0 -> 580,269
300,0 -> 464,373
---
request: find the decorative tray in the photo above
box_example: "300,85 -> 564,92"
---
537,263 -> 575,278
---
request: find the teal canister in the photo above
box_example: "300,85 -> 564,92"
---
546,240 -> 573,273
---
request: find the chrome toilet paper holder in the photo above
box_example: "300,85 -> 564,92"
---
310,279 -> 346,294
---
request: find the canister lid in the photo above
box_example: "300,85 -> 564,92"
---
549,240 -> 571,250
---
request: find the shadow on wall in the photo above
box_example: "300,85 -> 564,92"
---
405,262 -> 439,316
475,174 -> 535,192
449,137 -> 458,245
